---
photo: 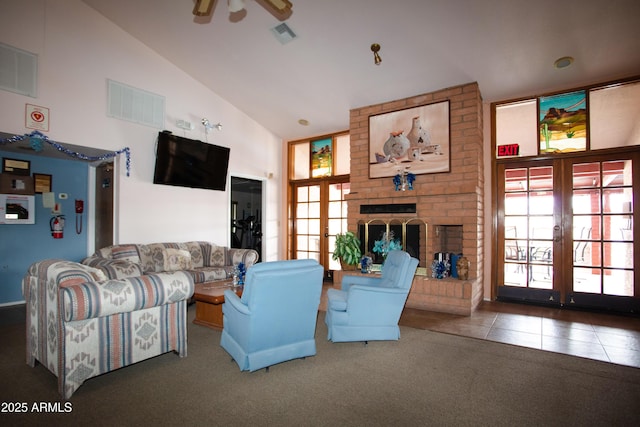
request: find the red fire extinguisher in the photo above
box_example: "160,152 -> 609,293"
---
50,215 -> 65,239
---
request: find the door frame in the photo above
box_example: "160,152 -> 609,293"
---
289,175 -> 350,274
494,149 -> 640,312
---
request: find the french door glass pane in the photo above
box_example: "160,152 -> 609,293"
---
529,192 -> 554,215
505,216 -> 528,238
573,189 -> 601,214
572,162 -> 600,188
504,168 -> 528,191
328,201 -> 342,218
505,240 -> 526,262
297,186 -> 309,202
602,160 -> 632,187
530,166 -> 553,190
603,215 -> 633,240
529,216 -> 554,239
574,267 -> 601,293
308,202 -> 320,218
603,270 -> 634,296
603,242 -> 633,269
308,218 -> 320,234
573,215 -> 601,240
602,188 -> 632,213
505,193 -> 527,215
298,236 -> 310,251
309,185 -> 320,201
296,203 -> 308,217
296,219 -> 309,234
504,263 -> 527,287
573,241 -> 599,266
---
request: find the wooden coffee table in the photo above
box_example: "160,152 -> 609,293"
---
192,280 -> 243,330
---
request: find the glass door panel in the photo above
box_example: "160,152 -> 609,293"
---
292,179 -> 350,273
294,185 -> 321,262
570,159 -> 635,301
500,164 -> 556,292
499,154 -> 638,311
327,182 -> 350,271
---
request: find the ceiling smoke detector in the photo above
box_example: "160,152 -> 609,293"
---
554,56 -> 574,69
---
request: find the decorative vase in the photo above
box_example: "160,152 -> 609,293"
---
406,116 -> 431,162
360,256 -> 372,273
383,131 -> 410,161
457,256 -> 469,280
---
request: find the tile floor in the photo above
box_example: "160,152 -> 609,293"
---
321,283 -> 640,368
398,300 -> 640,369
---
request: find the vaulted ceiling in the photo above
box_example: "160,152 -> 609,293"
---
81,0 -> 640,141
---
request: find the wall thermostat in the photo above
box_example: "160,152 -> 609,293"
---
59,193 -> 68,199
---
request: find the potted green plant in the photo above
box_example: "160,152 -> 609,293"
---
332,231 -> 362,270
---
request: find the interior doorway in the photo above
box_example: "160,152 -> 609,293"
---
94,161 -> 114,250
230,176 -> 263,262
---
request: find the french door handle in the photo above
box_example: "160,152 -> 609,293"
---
553,225 -> 561,242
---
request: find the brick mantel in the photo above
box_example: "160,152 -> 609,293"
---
347,82 -> 484,315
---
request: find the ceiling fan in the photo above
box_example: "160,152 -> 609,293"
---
193,0 -> 293,21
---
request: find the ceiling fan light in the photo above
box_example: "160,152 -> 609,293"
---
193,0 -> 215,16
228,0 -> 246,13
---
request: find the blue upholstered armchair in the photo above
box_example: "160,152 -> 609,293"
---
325,250 -> 419,343
220,259 -> 324,371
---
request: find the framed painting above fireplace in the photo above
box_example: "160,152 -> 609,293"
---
368,100 -> 450,178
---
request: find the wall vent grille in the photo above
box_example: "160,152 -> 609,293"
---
107,79 -> 165,128
271,23 -> 297,44
0,43 -> 37,98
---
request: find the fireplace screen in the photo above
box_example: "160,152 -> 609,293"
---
358,219 -> 427,267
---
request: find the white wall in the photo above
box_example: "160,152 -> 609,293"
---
0,0 -> 283,261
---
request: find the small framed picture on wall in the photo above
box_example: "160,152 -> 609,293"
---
2,157 -> 31,176
33,173 -> 52,194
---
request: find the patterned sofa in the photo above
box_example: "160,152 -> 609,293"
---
81,241 -> 259,285
23,242 -> 258,399
23,259 -> 194,399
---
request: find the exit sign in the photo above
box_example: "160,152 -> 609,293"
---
498,144 -> 519,157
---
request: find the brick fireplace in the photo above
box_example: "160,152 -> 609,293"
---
346,82 -> 484,315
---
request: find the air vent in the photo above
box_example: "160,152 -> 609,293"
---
360,203 -> 417,214
0,43 -> 37,98
107,79 -> 165,129
270,23 -> 297,44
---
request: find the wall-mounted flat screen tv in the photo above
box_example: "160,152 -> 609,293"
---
153,131 -> 230,191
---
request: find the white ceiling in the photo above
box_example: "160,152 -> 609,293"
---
81,0 -> 640,141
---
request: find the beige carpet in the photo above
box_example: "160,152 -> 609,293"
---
1,305 -> 639,426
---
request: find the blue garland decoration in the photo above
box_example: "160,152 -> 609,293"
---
0,130 -> 131,176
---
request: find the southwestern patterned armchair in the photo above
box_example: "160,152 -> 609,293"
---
22,259 -> 194,399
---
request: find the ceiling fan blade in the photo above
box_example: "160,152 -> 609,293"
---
193,0 -> 216,17
255,0 -> 293,21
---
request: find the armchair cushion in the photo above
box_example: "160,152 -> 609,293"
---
111,244 -> 140,264
326,288 -> 347,311
163,248 -> 193,271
